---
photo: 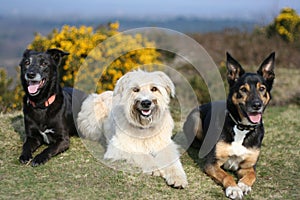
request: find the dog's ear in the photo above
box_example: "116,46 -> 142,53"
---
22,49 -> 32,58
113,74 -> 129,96
155,71 -> 175,98
46,48 -> 69,66
19,49 -> 32,66
226,52 -> 245,87
257,52 -> 275,91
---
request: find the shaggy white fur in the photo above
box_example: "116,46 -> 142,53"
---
77,70 -> 188,188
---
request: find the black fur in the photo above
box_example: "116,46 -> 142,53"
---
19,49 -> 86,167
184,52 -> 275,199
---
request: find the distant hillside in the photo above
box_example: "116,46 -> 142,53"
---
118,17 -> 257,33
0,16 -> 258,76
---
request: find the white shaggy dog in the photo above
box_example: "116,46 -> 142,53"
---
77,70 -> 188,188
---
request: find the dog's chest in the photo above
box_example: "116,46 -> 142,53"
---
28,112 -> 55,144
113,131 -> 170,154
39,129 -> 55,144
223,126 -> 251,171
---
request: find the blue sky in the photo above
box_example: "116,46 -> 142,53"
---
1,0 -> 299,21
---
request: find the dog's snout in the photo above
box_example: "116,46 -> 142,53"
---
141,100 -> 152,108
26,71 -> 37,79
251,100 -> 262,110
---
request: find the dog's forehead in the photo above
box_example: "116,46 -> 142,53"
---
24,51 -> 50,59
239,73 -> 265,86
128,72 -> 163,86
130,80 -> 158,88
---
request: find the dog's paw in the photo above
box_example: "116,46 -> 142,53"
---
238,182 -> 252,195
19,153 -> 32,164
165,173 -> 188,189
31,154 -> 49,167
225,186 -> 243,200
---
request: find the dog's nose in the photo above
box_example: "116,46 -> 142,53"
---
251,100 -> 262,110
26,72 -> 37,79
141,100 -> 152,108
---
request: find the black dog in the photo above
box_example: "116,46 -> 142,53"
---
19,49 -> 86,167
184,52 -> 275,199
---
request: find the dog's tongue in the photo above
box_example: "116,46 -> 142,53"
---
28,82 -> 40,94
248,113 -> 262,123
141,110 -> 151,116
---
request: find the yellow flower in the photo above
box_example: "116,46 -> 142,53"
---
271,7 -> 300,42
109,21 -> 119,30
28,22 -> 161,91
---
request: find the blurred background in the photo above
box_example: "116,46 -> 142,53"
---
0,0 -> 299,112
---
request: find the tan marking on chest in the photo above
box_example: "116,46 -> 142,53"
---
216,140 -> 260,170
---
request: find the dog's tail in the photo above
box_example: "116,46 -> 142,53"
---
183,107 -> 204,149
77,91 -> 113,141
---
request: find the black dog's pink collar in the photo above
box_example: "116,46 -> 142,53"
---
27,94 -> 56,108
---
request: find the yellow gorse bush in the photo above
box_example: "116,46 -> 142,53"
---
28,22 -> 160,93
267,8 -> 300,42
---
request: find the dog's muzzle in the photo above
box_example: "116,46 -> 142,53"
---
240,99 -> 264,124
129,98 -> 159,127
134,99 -> 157,118
140,100 -> 152,116
25,72 -> 45,96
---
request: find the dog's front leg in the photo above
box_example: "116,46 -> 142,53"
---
31,136 -> 70,167
159,159 -> 188,188
236,149 -> 259,195
237,167 -> 256,195
19,135 -> 42,164
205,163 -> 244,200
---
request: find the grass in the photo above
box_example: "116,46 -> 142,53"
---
0,105 -> 299,200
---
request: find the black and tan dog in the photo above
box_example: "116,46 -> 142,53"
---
19,49 -> 86,167
184,52 -> 275,199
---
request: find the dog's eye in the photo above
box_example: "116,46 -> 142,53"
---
258,86 -> 266,92
133,87 -> 140,92
41,62 -> 48,67
24,60 -> 30,65
151,87 -> 158,92
239,87 -> 248,93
